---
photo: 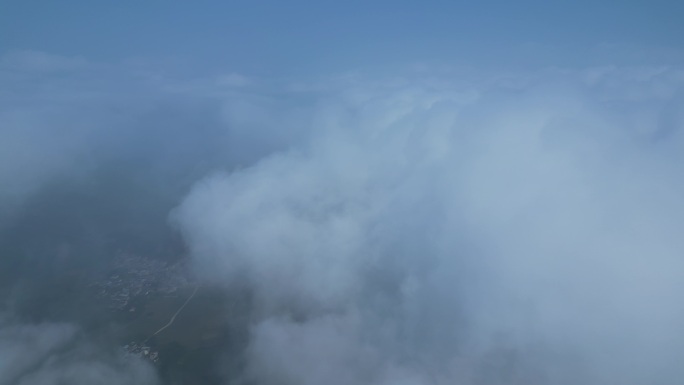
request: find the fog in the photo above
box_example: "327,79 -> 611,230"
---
2,51 -> 684,384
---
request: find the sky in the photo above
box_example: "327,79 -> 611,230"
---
2,1 -> 684,385
2,0 -> 684,74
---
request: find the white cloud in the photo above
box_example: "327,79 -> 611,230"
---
175,67 -> 684,384
3,51 -> 684,383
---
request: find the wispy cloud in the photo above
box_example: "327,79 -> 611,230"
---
0,315 -> 158,385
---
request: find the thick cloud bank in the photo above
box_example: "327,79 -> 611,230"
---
0,315 -> 158,385
175,67 -> 684,384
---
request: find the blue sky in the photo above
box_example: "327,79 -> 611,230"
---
2,0 -> 683,75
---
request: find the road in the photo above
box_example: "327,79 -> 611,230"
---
146,285 -> 199,341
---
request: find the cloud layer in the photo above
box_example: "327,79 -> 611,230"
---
3,50 -> 684,384
174,66 -> 684,384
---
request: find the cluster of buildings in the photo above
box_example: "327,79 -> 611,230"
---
89,252 -> 192,311
90,252 -> 197,366
123,341 -> 160,363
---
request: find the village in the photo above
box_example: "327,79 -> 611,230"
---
88,252 -> 195,365
89,252 -> 191,312
123,341 -> 160,363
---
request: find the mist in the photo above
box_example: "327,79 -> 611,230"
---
0,312 -> 159,385
0,55 -> 310,384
